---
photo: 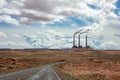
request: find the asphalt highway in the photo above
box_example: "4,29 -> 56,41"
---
0,65 -> 71,80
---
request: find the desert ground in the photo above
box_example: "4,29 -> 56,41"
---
0,49 -> 120,80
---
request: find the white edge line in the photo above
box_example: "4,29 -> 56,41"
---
51,67 -> 61,80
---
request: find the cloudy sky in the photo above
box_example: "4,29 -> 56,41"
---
0,0 -> 120,49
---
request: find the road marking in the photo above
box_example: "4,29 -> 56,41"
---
26,68 -> 46,80
48,77 -> 52,80
51,67 -> 61,80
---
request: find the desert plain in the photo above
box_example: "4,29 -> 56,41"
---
0,49 -> 120,80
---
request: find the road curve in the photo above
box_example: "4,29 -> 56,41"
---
0,66 -> 45,80
0,65 -> 70,80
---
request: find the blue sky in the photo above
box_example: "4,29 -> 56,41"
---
0,0 -> 120,49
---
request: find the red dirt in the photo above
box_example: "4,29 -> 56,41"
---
0,58 -> 29,73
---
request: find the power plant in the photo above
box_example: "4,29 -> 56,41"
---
72,29 -> 91,50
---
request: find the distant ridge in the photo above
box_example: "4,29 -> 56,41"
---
0,48 -> 72,50
24,48 -> 48,50
24,48 -> 72,50
0,48 -> 11,50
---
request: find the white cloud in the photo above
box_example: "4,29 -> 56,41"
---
12,34 -> 21,38
0,41 -> 29,49
0,0 -> 7,8
98,41 -> 120,50
0,15 -> 19,25
21,9 -> 64,24
0,8 -> 21,15
0,0 -> 23,16
0,32 -> 7,38
0,0 -> 119,25
21,0 -> 98,23
17,0 -> 119,27
0,0 -> 120,49
0,0 -> 22,25
23,28 -> 72,49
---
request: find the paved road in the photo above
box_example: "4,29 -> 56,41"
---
26,65 -> 61,80
0,65 -> 70,80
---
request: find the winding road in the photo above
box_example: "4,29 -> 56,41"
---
0,65 -> 71,80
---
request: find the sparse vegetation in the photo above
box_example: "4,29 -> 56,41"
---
0,50 -> 120,80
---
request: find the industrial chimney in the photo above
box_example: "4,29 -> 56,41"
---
72,34 -> 77,48
85,35 -> 91,49
86,35 -> 87,48
78,34 -> 82,48
73,34 -> 75,47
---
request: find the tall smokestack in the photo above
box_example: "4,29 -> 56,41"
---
73,33 -> 77,48
73,30 -> 82,48
78,34 -> 80,47
86,35 -> 87,47
73,29 -> 82,48
78,34 -> 83,48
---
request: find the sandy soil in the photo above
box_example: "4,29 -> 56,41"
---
0,49 -> 120,80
